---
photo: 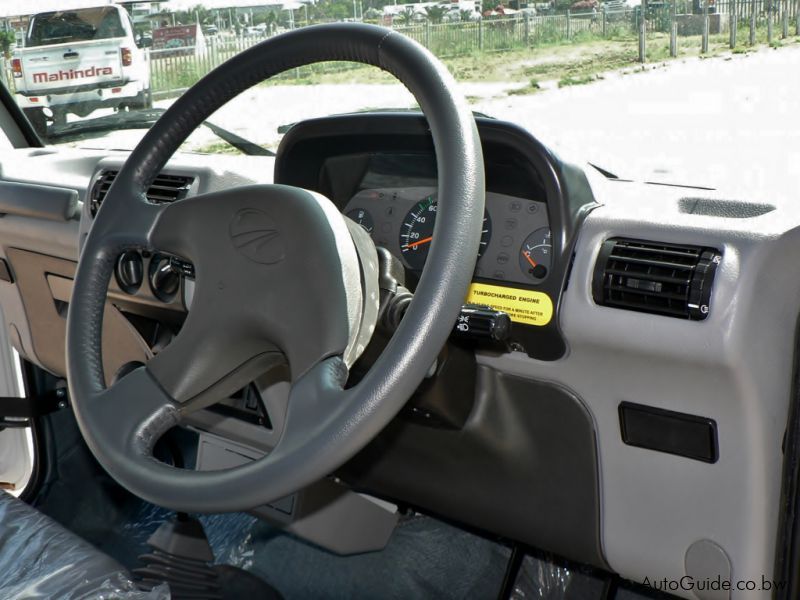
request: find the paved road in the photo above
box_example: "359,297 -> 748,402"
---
473,46 -> 800,200
108,45 -> 798,201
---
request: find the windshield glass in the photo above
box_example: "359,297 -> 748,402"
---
2,1 -> 797,190
27,7 -> 125,46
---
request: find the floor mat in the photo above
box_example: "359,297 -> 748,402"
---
32,409 -> 666,600
33,409 -> 511,599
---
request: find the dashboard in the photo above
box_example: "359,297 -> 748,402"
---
0,110 -> 792,600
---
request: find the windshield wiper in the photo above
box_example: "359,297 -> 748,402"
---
45,108 -> 275,157
588,162 -> 620,180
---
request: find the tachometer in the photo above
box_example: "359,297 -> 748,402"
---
399,194 -> 491,271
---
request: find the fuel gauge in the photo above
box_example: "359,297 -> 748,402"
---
519,228 -> 552,282
346,208 -> 374,234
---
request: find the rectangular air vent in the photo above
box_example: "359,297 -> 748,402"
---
90,170 -> 194,216
592,238 -> 721,320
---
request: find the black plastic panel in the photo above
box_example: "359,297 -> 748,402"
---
341,366 -> 606,568
274,112 -> 599,361
619,401 -> 719,463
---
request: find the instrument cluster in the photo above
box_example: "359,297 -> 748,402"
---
343,186 -> 552,286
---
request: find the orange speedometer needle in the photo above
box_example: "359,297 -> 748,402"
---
404,236 -> 433,249
523,250 -> 537,268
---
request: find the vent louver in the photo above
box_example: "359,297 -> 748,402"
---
89,170 -> 194,217
592,238 -> 721,320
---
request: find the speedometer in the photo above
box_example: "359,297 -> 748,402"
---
399,194 -> 492,271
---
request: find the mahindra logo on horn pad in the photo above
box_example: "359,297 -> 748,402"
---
229,208 -> 285,264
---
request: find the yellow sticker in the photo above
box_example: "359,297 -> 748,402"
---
465,283 -> 553,327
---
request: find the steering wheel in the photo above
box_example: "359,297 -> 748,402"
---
66,23 -> 485,512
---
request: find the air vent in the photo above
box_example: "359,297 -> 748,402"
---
89,170 -> 194,217
592,238 -> 721,320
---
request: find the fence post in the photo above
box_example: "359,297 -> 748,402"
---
525,14 -> 531,45
638,2 -> 647,62
768,0 -> 774,42
701,0 -> 709,52
750,0 -> 757,43
670,0 -> 678,55
478,18 -> 484,50
567,10 -> 572,39
424,20 -> 430,47
782,0 -> 789,36
730,0 -> 738,46
602,6 -> 607,36
796,0 -> 800,35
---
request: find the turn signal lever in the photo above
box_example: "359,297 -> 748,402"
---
376,247 -> 413,332
375,247 -> 511,344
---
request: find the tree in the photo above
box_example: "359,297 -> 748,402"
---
174,4 -> 213,25
399,7 -> 415,25
425,5 -> 446,22
264,11 -> 278,32
0,31 -> 15,59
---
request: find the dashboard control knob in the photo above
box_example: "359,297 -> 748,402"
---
115,251 -> 143,294
452,304 -> 511,343
149,255 -> 180,302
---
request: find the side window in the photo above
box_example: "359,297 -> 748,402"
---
126,13 -> 135,38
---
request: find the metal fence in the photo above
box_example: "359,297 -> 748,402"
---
148,34 -> 371,98
393,10 -> 637,56
149,11 -> 641,97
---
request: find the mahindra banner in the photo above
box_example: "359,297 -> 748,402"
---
32,65 -> 116,84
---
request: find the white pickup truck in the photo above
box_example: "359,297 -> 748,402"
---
11,5 -> 151,134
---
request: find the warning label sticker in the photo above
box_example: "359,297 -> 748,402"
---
465,283 -> 553,326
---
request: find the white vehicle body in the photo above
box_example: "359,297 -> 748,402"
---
12,5 -> 150,119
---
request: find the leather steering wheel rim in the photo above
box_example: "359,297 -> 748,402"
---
66,23 -> 485,512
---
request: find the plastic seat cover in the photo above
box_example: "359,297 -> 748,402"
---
0,491 -> 168,599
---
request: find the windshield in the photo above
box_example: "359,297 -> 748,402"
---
3,1 -> 797,191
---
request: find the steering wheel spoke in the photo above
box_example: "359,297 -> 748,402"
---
79,367 -> 180,467
145,320 -> 286,411
92,181 -> 167,252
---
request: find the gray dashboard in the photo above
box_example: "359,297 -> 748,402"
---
0,118 -> 793,599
